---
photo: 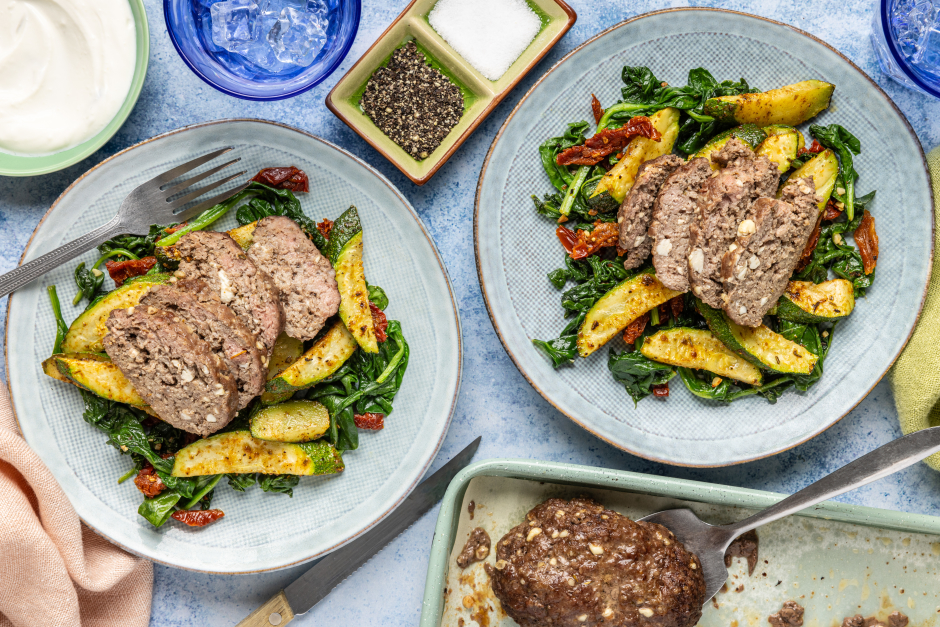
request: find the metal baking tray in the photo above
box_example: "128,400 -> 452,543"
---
420,459 -> 940,627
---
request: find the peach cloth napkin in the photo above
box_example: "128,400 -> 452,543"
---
0,383 -> 152,627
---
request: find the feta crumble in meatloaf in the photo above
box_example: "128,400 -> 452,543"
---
721,179 -> 819,327
649,157 -> 712,292
488,497 -> 705,627
103,307 -> 239,436
688,138 -> 780,308
617,154 -> 683,270
175,231 -> 284,357
247,216 -> 340,341
140,282 -> 264,408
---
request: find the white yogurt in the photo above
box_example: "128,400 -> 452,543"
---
0,0 -> 137,155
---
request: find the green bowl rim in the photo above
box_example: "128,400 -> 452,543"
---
0,0 -> 150,177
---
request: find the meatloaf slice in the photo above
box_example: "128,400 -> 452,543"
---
721,179 -> 819,327
104,307 -> 238,436
687,138 -> 780,308
247,216 -> 340,341
140,282 -> 264,408
617,154 -> 684,270
649,157 -> 712,292
175,231 -> 284,357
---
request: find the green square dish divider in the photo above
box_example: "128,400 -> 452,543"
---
326,0 -> 575,185
419,458 -> 940,627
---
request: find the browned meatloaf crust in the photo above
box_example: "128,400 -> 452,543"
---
175,231 -> 284,357
489,497 -> 705,627
721,179 -> 818,327
140,282 -> 264,408
688,138 -> 779,308
649,157 -> 712,292
247,216 -> 341,341
103,307 -> 239,436
617,154 -> 684,270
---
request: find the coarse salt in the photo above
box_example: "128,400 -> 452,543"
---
428,0 -> 542,80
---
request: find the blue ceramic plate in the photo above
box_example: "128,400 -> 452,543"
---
6,119 -> 461,573
475,9 -> 934,467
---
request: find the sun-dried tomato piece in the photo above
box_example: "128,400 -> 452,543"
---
106,256 -> 158,287
622,312 -> 649,345
134,465 -> 165,498
250,166 -> 309,192
798,139 -> 824,157
591,94 -> 603,125
369,303 -> 388,343
822,199 -> 842,221
171,509 -> 224,527
669,296 -> 684,319
317,219 -> 333,240
651,383 -> 669,398
854,210 -> 879,275
795,213 -> 823,273
556,117 -> 661,166
354,412 -> 385,430
557,222 -> 620,259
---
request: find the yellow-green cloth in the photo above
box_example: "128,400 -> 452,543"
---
888,146 -> 940,470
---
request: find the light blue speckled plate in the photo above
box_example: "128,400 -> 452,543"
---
5,119 -> 462,573
475,9 -> 934,467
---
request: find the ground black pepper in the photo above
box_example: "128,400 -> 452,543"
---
360,41 -> 464,160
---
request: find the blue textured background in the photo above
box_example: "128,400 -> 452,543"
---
2,1 -> 939,625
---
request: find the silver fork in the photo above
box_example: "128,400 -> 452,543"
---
0,147 -> 249,299
640,425 -> 940,605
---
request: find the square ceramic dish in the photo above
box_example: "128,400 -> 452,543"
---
325,0 -> 576,184
420,460 -> 940,627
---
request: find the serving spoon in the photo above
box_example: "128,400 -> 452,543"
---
640,426 -> 940,604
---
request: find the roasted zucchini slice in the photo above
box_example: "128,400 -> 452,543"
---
325,206 -> 378,353
260,333 -> 305,405
703,80 -> 835,127
776,279 -> 855,324
592,107 -> 681,203
250,400 -> 331,443
577,270 -> 682,358
61,273 -> 172,354
171,431 -> 344,477
694,124 -> 767,169
696,301 -> 817,375
266,320 -> 359,394
228,221 -> 258,249
640,328 -> 763,385
756,125 -> 803,173
780,149 -> 839,210
42,353 -> 148,406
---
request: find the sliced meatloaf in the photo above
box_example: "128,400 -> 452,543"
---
247,216 -> 340,341
140,282 -> 264,408
175,231 -> 284,357
104,307 -> 238,436
687,138 -> 780,308
617,154 -> 684,270
721,178 -> 819,326
649,157 -> 712,292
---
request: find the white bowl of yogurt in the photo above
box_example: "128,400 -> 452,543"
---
0,0 -> 149,176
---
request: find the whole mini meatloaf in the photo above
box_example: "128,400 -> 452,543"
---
140,281 -> 264,408
175,231 -> 284,357
247,216 -> 340,341
617,154 -> 683,270
721,179 -> 819,327
649,158 -> 712,292
688,138 -> 779,308
104,307 -> 239,436
489,497 -> 705,627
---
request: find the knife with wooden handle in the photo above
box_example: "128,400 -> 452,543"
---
236,437 -> 481,627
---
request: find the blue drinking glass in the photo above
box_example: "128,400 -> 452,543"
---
872,0 -> 940,98
164,0 -> 360,101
